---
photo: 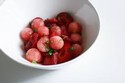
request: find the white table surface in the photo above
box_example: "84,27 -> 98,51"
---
0,0 -> 125,83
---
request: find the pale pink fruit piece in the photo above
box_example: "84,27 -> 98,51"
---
50,36 -> 64,50
25,48 -> 42,63
31,17 -> 44,32
38,26 -> 49,36
37,36 -> 49,52
50,25 -> 61,36
20,27 -> 33,42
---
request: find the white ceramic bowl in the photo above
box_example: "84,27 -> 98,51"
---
0,0 -> 100,70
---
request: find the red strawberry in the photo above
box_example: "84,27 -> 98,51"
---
58,42 -> 71,63
61,35 -> 72,43
56,12 -> 73,27
44,18 -> 58,27
58,49 -> 71,63
25,33 -> 39,51
63,41 -> 71,49
61,26 -> 69,36
50,32 -> 58,37
42,52 -> 49,57
43,52 -> 58,65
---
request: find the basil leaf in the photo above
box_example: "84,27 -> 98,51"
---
69,46 -> 74,51
46,47 -> 50,52
32,60 -> 37,64
46,41 -> 50,44
48,49 -> 54,56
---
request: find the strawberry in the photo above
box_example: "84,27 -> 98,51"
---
25,33 -> 39,51
44,18 -> 58,27
58,42 -> 71,63
61,26 -> 69,36
43,52 -> 58,65
61,35 -> 72,43
56,12 -> 73,27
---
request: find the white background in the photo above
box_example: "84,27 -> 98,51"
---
0,0 -> 125,83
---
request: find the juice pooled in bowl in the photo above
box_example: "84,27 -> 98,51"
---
20,12 -> 84,65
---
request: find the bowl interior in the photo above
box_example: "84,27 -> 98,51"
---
0,0 -> 99,69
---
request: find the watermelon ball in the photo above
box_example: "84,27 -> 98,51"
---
71,44 -> 83,58
70,33 -> 82,43
25,48 -> 43,63
38,26 -> 49,36
37,36 -> 49,52
50,25 -> 61,36
20,27 -> 33,42
31,17 -> 44,32
68,22 -> 81,34
50,36 -> 64,50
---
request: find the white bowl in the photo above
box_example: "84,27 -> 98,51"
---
0,0 -> 100,70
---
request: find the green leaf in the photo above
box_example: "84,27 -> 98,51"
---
59,39 -> 63,42
45,43 -> 50,52
48,50 -> 53,55
48,49 -> 54,56
32,60 -> 37,64
48,27 -> 51,29
46,41 -> 50,44
46,47 -> 50,52
33,28 -> 37,32
69,46 -> 74,51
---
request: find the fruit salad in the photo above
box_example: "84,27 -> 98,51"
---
20,12 -> 84,65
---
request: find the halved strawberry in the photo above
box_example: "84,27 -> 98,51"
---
44,18 -> 58,27
41,52 -> 49,57
58,49 -> 71,63
25,33 -> 39,51
56,12 -> 73,27
61,35 -> 72,43
61,26 -> 69,36
50,32 -> 58,37
63,41 -> 71,49
43,52 -> 58,65
58,42 -> 71,63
